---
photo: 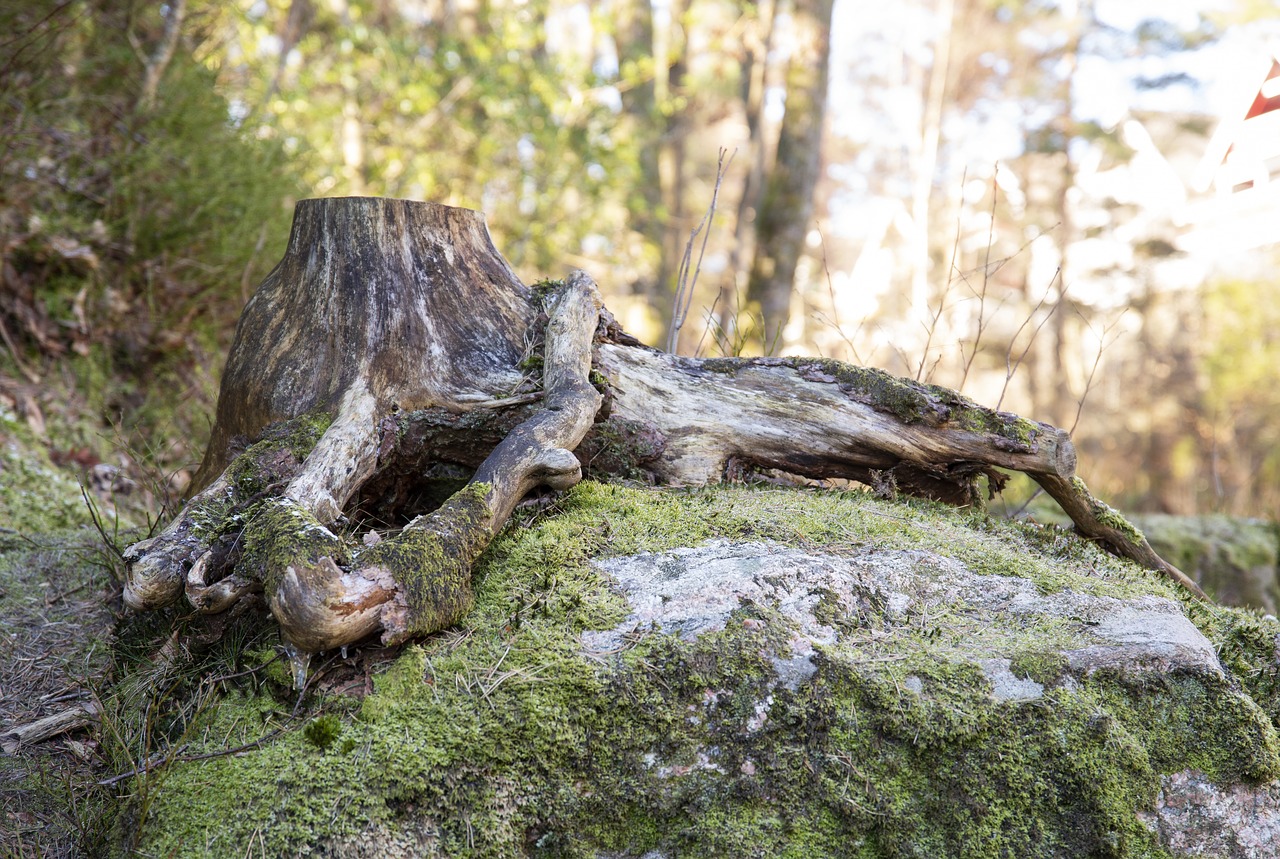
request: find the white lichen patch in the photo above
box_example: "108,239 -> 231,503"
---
580,538 -> 845,686
582,539 -> 1224,693
980,658 -> 1045,702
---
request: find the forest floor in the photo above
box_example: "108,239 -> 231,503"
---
0,529 -> 118,858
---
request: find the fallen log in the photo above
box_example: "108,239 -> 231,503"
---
122,197 -> 1205,656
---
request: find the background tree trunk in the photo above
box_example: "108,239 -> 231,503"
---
745,0 -> 835,349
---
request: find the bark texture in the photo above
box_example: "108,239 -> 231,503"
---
124,197 -> 1204,657
190,196 -> 536,496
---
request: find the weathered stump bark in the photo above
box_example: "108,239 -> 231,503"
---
123,197 -> 1204,657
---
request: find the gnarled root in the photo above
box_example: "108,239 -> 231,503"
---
240,273 -> 603,651
122,412 -> 332,610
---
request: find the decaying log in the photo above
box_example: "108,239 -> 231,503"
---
123,197 -> 1205,658
591,347 -> 1073,500
585,347 -> 1204,596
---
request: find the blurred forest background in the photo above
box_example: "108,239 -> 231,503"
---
2,0 -> 1279,524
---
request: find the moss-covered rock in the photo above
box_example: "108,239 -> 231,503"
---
106,484 -> 1280,858
1132,514 -> 1280,614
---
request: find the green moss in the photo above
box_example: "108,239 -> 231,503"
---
1072,476 -> 1146,545
530,278 -> 566,305
238,498 -> 351,592
1185,603 -> 1280,728
833,682 -> 1164,857
1008,650 -> 1071,687
183,483 -> 237,543
0,411 -> 100,534
358,484 -> 495,639
304,714 -> 344,751
225,411 -> 333,496
113,483 -> 1278,858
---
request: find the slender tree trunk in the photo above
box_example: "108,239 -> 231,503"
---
136,0 -> 186,111
332,0 -> 367,194
745,0 -> 834,351
654,0 -> 688,342
1050,10 -> 1080,430
616,0 -> 668,326
908,0 -> 955,340
265,0 -> 314,103
716,0 -> 779,354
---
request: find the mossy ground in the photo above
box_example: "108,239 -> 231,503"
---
88,482 -> 1280,858
0,527 -> 123,858
0,408 -> 108,535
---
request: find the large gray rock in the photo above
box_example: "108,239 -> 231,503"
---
110,483 -> 1280,858
1139,770 -> 1280,858
584,539 -> 1224,684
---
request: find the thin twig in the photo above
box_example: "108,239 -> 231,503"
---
80,484 -> 125,561
814,222 -> 865,364
996,268 -> 1068,411
915,175 -> 968,383
97,728 -> 286,787
1069,308 -> 1127,436
0,0 -> 82,79
959,167 -> 993,390
669,148 -> 735,355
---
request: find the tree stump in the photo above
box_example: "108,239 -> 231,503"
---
123,197 -> 1205,656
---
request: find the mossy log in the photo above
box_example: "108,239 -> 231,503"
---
123,197 -> 1204,655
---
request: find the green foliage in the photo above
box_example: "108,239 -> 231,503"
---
0,0 -> 301,481
1200,278 -> 1280,515
232,0 -> 645,284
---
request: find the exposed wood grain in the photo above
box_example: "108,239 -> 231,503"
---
191,197 -> 536,494
595,347 -> 1073,503
268,272 -> 603,649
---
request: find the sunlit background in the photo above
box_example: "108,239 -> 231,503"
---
2,0 -> 1279,518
